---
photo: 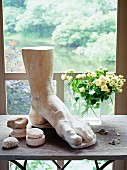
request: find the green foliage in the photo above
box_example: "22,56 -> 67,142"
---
4,7 -> 24,33
15,0 -> 58,37
3,0 -> 117,42
3,0 -> 26,8
7,80 -> 31,115
52,16 -> 85,47
98,0 -> 117,14
52,11 -> 116,47
5,41 -> 24,72
74,32 -> 116,62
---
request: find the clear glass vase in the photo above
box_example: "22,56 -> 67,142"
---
81,106 -> 102,125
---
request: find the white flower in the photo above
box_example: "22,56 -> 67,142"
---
66,76 -> 70,80
119,81 -> 124,87
88,82 -> 92,86
113,76 -> 118,81
99,75 -> 106,81
76,74 -> 82,79
106,74 -> 113,79
105,76 -> 110,83
89,90 -> 95,94
109,81 -> 115,87
119,75 -> 124,79
79,87 -> 85,92
61,74 -> 66,80
101,85 -> 108,92
112,73 -> 115,77
81,73 -> 86,79
115,82 -> 119,87
106,88 -> 110,93
100,80 -> 106,86
104,68 -> 108,71
117,88 -> 123,93
87,72 -> 91,77
95,79 -> 101,86
68,76 -> 73,81
91,72 -> 96,78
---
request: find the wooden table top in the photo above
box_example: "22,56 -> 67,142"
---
0,115 -> 127,160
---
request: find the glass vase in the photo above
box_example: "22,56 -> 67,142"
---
81,106 -> 102,125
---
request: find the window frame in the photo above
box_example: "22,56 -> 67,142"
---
0,0 -> 127,170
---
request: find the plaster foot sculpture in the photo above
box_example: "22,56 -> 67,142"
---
22,46 -> 96,148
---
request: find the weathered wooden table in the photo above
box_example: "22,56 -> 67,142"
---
0,115 -> 127,170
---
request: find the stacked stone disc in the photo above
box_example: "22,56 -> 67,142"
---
7,117 -> 28,138
26,128 -> 45,147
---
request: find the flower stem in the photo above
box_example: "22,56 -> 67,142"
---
90,106 -> 100,118
109,96 -> 113,105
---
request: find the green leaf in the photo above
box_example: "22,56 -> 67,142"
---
75,97 -> 80,102
81,92 -> 85,97
91,99 -> 96,105
78,83 -> 85,88
104,95 -> 109,100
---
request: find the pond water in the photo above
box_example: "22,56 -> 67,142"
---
5,33 -> 116,73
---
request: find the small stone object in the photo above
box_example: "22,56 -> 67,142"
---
10,129 -> 26,138
97,128 -> 108,135
7,117 -> 28,138
26,128 -> 45,147
116,132 -> 120,136
7,117 -> 28,129
27,128 -> 44,139
3,137 -> 19,149
108,139 -> 120,145
117,139 -> 120,144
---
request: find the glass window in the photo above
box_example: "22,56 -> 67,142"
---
6,80 -> 31,115
6,80 -> 57,115
3,0 -> 117,73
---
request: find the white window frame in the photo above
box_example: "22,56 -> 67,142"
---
0,0 -> 127,169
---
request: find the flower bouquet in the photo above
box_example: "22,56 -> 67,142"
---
61,67 -> 126,124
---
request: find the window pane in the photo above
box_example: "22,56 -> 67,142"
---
6,80 -> 31,115
3,0 -> 117,73
6,80 -> 56,115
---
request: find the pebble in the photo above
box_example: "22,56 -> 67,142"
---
108,139 -> 120,145
97,128 -> 108,135
116,132 -> 120,136
3,137 -> 19,149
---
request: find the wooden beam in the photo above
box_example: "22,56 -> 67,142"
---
114,0 -> 127,170
0,0 -> 6,114
115,0 -> 127,115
